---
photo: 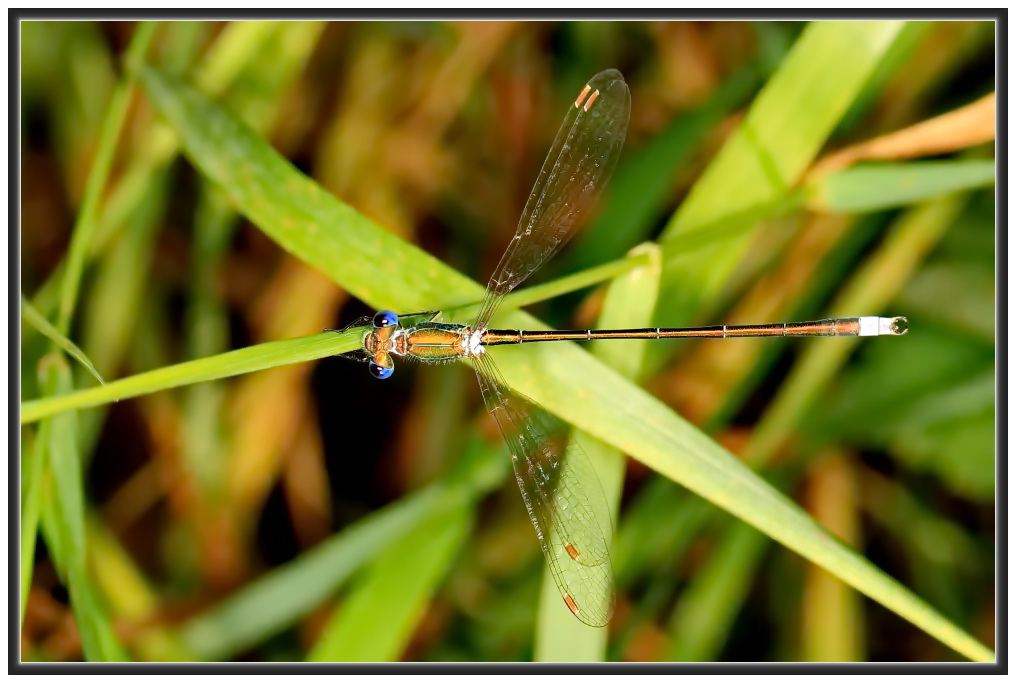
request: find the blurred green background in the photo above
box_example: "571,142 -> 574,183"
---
19,20 -> 996,663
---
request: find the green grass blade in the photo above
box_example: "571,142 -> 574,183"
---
139,64 -> 483,313
659,21 -> 904,319
308,504 -> 472,662
81,171 -> 167,379
21,408 -> 48,633
613,482 -> 710,588
179,444 -> 506,661
56,21 -> 157,334
21,250 -> 653,425
807,160 -> 996,214
21,296 -> 105,385
119,62 -> 993,662
44,358 -> 86,570
32,355 -> 127,661
21,330 -> 358,424
179,485 -> 452,661
86,515 -> 195,661
668,521 -> 769,661
28,21 -> 314,320
488,250 -> 652,319
62,563 -> 130,662
192,20 -> 283,93
657,196 -> 972,662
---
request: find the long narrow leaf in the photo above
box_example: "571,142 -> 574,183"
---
806,160 -> 995,214
308,505 -> 472,662
21,296 -> 104,385
179,441 -> 506,661
21,330 -> 357,423
668,521 -> 768,661
56,21 -> 157,333
659,21 -> 905,319
34,355 -> 127,661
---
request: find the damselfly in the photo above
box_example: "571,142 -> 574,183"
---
345,69 -> 907,626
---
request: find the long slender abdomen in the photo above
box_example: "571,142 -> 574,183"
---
480,317 -> 908,345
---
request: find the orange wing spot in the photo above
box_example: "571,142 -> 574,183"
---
563,594 -> 580,616
574,84 -> 592,108
583,89 -> 600,111
564,543 -> 580,560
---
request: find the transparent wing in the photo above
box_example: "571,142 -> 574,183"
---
473,69 -> 631,330
472,352 -> 614,627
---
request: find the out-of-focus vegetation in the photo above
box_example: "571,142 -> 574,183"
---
19,20 -> 996,663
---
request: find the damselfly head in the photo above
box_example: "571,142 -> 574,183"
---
363,310 -> 400,377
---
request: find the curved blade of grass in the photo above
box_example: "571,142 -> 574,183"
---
21,295 -> 104,385
658,21 -> 904,319
668,520 -> 769,661
86,514 -> 194,661
817,91 -> 996,173
179,437 -> 506,661
39,357 -> 86,576
20,329 -> 359,424
56,21 -> 157,334
109,65 -> 995,662
806,160 -> 995,214
535,243 -> 659,661
20,402 -> 47,632
33,355 -> 126,661
179,21 -> 326,497
81,170 -> 167,382
307,503 -> 472,662
180,482 -> 452,661
28,21 -> 314,319
140,65 -> 485,313
833,20 -> 935,135
20,253 -> 668,423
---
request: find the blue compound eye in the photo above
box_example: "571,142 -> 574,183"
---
368,362 -> 394,380
372,310 -> 399,328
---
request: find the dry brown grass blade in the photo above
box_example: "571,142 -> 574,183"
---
282,415 -> 333,549
801,451 -> 862,661
227,259 -> 341,515
812,92 -> 995,175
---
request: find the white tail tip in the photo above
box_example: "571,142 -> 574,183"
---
858,316 -> 909,336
